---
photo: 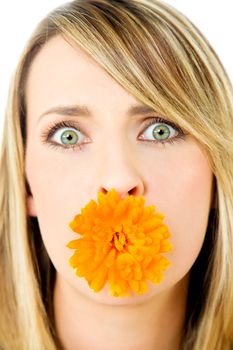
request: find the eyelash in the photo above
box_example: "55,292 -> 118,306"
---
41,117 -> 187,152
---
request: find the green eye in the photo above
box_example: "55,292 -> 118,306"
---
44,121 -> 89,151
61,130 -> 79,145
152,124 -> 170,141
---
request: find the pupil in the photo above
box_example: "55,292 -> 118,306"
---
66,134 -> 73,140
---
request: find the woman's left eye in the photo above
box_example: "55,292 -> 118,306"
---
138,118 -> 186,145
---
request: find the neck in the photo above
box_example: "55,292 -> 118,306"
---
54,275 -> 189,350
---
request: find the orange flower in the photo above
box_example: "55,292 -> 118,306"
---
67,189 -> 172,297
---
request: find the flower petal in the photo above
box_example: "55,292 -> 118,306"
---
67,189 -> 172,297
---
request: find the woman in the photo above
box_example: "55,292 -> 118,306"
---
0,0 -> 233,349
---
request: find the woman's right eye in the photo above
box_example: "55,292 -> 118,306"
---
52,127 -> 84,146
42,121 -> 90,151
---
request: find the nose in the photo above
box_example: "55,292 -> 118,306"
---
97,146 -> 145,199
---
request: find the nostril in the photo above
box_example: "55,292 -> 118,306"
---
100,188 -> 108,195
128,187 -> 137,196
98,187 -> 141,199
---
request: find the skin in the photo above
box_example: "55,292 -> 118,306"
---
25,35 -> 213,349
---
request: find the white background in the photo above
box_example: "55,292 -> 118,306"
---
0,1 -> 233,139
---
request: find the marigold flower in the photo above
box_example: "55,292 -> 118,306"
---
67,189 -> 172,297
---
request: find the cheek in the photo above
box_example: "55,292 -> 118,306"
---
25,148 -> 93,269
145,142 -> 213,281
167,169 -> 212,277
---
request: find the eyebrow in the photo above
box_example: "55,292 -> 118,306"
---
37,104 -> 157,123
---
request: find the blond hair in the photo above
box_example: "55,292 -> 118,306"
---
0,0 -> 233,348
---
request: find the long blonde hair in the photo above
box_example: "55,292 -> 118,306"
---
1,1 -> 233,349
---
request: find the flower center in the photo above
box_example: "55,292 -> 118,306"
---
111,225 -> 128,251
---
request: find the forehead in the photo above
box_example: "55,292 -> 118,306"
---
25,35 -> 138,119
25,35 -> 106,97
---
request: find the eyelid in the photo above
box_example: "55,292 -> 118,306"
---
42,116 -> 183,139
42,120 -> 82,139
140,116 -> 185,134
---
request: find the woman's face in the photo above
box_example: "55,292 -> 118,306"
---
25,35 -> 213,304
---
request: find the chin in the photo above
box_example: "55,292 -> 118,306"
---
72,277 -> 169,306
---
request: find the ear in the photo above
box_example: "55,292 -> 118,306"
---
27,195 -> 37,217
